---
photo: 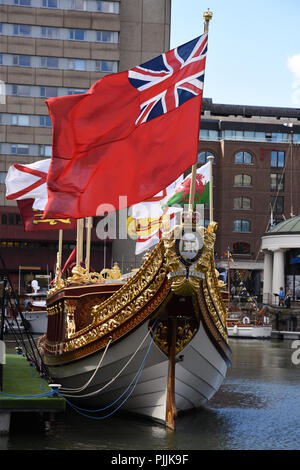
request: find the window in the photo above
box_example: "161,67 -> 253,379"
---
271,196 -> 284,215
39,145 -> 52,157
70,0 -> 86,9
13,55 -> 31,67
97,1 -> 119,13
68,59 -> 86,71
197,151 -> 215,164
0,54 -> 2,65
12,84 -> 31,96
234,151 -> 252,164
233,219 -> 251,232
96,60 -> 118,73
12,114 -> 30,126
271,150 -> 285,168
14,0 -> 31,4
42,0 -> 57,7
234,174 -> 252,187
41,57 -> 59,68
270,173 -> 284,192
69,29 -> 85,41
39,116 -> 52,127
13,25 -> 31,36
233,197 -> 251,210
0,172 -> 7,184
233,242 -> 250,255
96,31 -> 118,43
67,88 -> 86,95
40,87 -> 58,98
11,144 -> 29,155
41,27 -> 60,39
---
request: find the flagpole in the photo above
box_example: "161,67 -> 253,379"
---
188,9 -> 213,214
76,218 -> 84,266
208,155 -> 214,222
58,229 -> 63,269
85,217 -> 93,273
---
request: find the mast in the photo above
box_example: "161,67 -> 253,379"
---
188,9 -> 213,214
166,10 -> 213,431
85,217 -> 93,273
76,218 -> 84,267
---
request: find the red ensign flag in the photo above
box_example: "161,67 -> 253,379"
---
44,35 -> 208,219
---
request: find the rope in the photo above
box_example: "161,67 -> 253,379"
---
61,324 -> 154,398
57,323 -> 157,420
59,336 -> 113,393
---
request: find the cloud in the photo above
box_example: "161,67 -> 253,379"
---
287,54 -> 300,105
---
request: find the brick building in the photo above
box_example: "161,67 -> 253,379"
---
199,98 -> 300,298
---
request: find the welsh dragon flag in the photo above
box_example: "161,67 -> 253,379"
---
162,161 -> 210,210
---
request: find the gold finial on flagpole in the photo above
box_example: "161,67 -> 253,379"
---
203,9 -> 213,33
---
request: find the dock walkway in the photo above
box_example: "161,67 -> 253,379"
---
0,354 -> 65,435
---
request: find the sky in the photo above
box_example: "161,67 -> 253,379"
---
170,0 -> 300,109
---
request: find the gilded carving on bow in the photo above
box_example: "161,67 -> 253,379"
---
153,318 -> 198,356
62,243 -> 167,352
100,262 -> 122,280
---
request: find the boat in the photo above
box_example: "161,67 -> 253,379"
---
39,218 -> 231,428
226,303 -> 272,339
4,292 -> 48,335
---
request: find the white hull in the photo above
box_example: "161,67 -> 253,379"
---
228,325 -> 272,339
47,320 -> 228,424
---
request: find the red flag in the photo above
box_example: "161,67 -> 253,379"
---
17,199 -> 77,232
44,35 -> 208,219
61,246 -> 76,274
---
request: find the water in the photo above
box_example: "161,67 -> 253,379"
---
2,338 -> 300,451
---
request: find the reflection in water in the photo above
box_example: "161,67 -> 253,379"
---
3,339 -> 300,450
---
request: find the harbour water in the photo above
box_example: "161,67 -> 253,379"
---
2,337 -> 300,451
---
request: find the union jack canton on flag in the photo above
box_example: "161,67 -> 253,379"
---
128,34 -> 208,126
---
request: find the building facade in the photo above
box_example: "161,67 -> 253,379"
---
0,0 -> 171,289
199,98 -> 300,299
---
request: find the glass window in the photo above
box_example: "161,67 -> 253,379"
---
96,30 -> 118,43
234,174 -> 252,187
233,219 -> 251,232
0,54 -> 2,66
70,0 -> 86,9
271,150 -> 285,168
42,0 -> 57,7
270,173 -> 284,192
98,60 -> 117,73
1,214 -> 7,224
41,57 -> 59,68
12,84 -> 31,96
14,0 -> 31,4
0,171 -> 7,184
234,151 -> 252,164
11,144 -> 29,155
40,87 -> 58,98
68,59 -> 86,71
12,114 -> 30,126
19,25 -> 31,36
67,88 -> 86,95
271,196 -> 284,215
233,242 -> 250,255
39,116 -> 52,127
233,197 -> 251,210
197,151 -> 215,164
13,55 -> 31,67
69,29 -> 85,41
97,1 -> 119,13
41,27 -> 59,39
